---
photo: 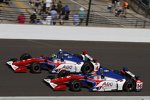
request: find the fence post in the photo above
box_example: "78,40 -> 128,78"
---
143,20 -> 146,28
135,19 -> 138,28
86,0 -> 92,26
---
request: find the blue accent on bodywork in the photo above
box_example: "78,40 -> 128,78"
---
57,51 -> 84,63
81,80 -> 96,88
122,67 -> 129,71
40,62 -> 55,70
103,70 -> 125,80
37,57 -> 55,70
97,67 -> 125,80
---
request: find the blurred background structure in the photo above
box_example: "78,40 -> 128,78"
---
0,0 -> 150,28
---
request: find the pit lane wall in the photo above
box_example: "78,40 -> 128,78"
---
0,24 -> 150,43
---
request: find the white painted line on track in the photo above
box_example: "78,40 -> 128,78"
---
0,96 -> 150,100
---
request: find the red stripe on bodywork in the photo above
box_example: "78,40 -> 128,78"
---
51,75 -> 84,83
15,66 -> 28,72
135,79 -> 143,82
54,85 -> 67,91
13,58 -> 45,66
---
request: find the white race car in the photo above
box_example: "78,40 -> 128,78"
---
44,67 -> 143,92
7,50 -> 100,77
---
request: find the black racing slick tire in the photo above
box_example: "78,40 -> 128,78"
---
20,53 -> 32,60
30,62 -> 41,73
123,79 -> 135,92
81,62 -> 94,74
69,80 -> 81,92
57,70 -> 70,78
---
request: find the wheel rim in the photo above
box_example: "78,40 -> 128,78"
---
34,66 -> 40,71
85,65 -> 91,72
127,83 -> 133,91
74,83 -> 80,89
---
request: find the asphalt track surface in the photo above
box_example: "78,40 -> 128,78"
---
0,39 -> 150,96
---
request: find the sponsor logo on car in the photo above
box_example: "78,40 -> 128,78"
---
63,65 -> 72,70
102,82 -> 113,87
136,82 -> 143,89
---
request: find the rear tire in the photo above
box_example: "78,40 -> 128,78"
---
69,80 -> 81,92
81,62 -> 94,74
30,62 -> 41,73
20,53 -> 32,60
123,79 -> 135,92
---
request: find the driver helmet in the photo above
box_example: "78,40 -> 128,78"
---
59,49 -> 62,52
51,54 -> 57,59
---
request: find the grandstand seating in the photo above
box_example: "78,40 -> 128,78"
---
0,0 -> 150,28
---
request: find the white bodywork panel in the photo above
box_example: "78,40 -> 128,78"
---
92,76 -> 126,91
105,76 -> 126,91
55,59 -> 100,73
44,79 -> 57,88
91,62 -> 100,72
93,80 -> 117,91
6,61 -> 18,71
117,79 -> 126,90
136,80 -> 143,90
56,60 -> 84,73
125,71 -> 135,77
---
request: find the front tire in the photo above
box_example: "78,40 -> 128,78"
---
81,62 -> 94,74
123,79 -> 135,92
57,70 -> 70,78
30,62 -> 41,73
69,80 -> 81,92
